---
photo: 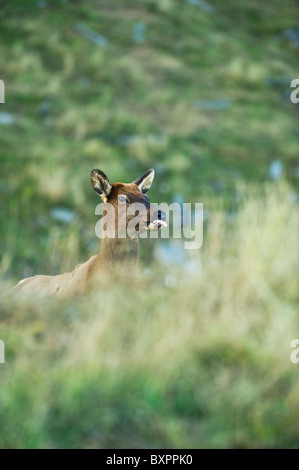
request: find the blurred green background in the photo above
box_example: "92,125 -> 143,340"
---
1,0 -> 299,449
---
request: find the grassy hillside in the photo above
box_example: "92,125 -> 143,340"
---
1,0 -> 299,278
1,184 -> 299,448
1,0 -> 299,449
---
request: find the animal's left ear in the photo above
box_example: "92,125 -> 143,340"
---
133,169 -> 155,194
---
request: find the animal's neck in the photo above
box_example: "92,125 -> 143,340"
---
99,236 -> 139,265
85,236 -> 139,290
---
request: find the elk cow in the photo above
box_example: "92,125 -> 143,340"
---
11,169 -> 167,297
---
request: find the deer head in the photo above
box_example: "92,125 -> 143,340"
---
91,169 -> 167,238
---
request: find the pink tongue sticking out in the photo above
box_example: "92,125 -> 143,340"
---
153,220 -> 167,228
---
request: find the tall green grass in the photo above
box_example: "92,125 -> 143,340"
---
1,0 -> 299,449
1,0 -> 299,278
1,183 -> 298,448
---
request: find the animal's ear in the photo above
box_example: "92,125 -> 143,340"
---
90,169 -> 113,202
133,169 -> 155,194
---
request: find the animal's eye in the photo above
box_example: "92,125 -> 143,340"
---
119,196 -> 128,203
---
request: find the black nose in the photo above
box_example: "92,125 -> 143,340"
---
155,210 -> 167,221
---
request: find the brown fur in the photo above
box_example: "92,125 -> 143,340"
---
11,169 -> 162,298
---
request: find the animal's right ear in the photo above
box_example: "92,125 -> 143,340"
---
90,169 -> 113,203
